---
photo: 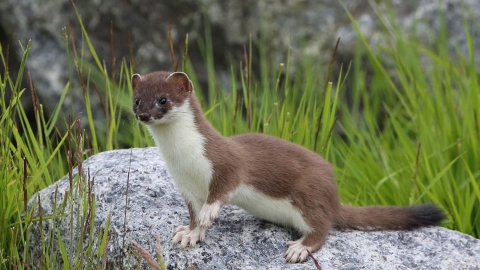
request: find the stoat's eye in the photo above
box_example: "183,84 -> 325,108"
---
159,97 -> 167,104
135,98 -> 140,105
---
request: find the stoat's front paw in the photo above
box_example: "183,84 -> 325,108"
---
198,202 -> 221,228
172,226 -> 205,248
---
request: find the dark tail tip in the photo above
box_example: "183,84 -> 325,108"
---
410,203 -> 446,227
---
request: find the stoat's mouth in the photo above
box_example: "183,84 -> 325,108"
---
136,113 -> 157,123
139,119 -> 152,124
137,115 -> 166,125
138,118 -> 155,125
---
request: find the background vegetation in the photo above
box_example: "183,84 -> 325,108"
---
0,4 -> 479,269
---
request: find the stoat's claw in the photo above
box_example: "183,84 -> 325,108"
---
172,226 -> 206,248
285,239 -> 310,263
173,225 -> 189,235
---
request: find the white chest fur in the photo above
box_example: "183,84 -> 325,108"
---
146,99 -> 213,206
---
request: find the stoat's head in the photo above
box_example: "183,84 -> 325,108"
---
131,71 -> 193,125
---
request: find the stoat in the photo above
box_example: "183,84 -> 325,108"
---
131,71 -> 445,263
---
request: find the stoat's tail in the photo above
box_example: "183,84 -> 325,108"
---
333,204 -> 445,230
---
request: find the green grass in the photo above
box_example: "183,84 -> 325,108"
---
1,3 -> 479,269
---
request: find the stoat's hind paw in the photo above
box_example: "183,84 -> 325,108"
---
285,239 -> 311,263
172,226 -> 205,248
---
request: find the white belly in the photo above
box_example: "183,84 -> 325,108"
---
229,184 -> 313,233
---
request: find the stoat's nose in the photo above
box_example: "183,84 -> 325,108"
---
137,113 -> 151,122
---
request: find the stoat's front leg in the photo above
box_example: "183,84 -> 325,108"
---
172,199 -> 226,248
172,199 -> 206,248
172,172 -> 238,248
197,200 -> 223,228
195,170 -> 242,231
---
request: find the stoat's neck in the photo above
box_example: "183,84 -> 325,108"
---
147,98 -> 199,159
188,94 -> 225,143
147,96 -> 216,199
146,95 -> 225,164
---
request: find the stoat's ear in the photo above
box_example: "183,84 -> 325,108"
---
131,74 -> 142,89
166,72 -> 192,93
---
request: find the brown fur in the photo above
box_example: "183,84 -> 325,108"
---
132,72 -> 191,122
186,202 -> 197,230
188,92 -> 244,205
132,71 -> 446,262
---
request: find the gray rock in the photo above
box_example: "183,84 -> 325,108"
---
1,0 -> 479,125
27,147 -> 480,269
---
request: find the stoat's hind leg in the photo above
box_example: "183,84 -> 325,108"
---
285,223 -> 330,263
285,205 -> 331,263
285,236 -> 311,263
